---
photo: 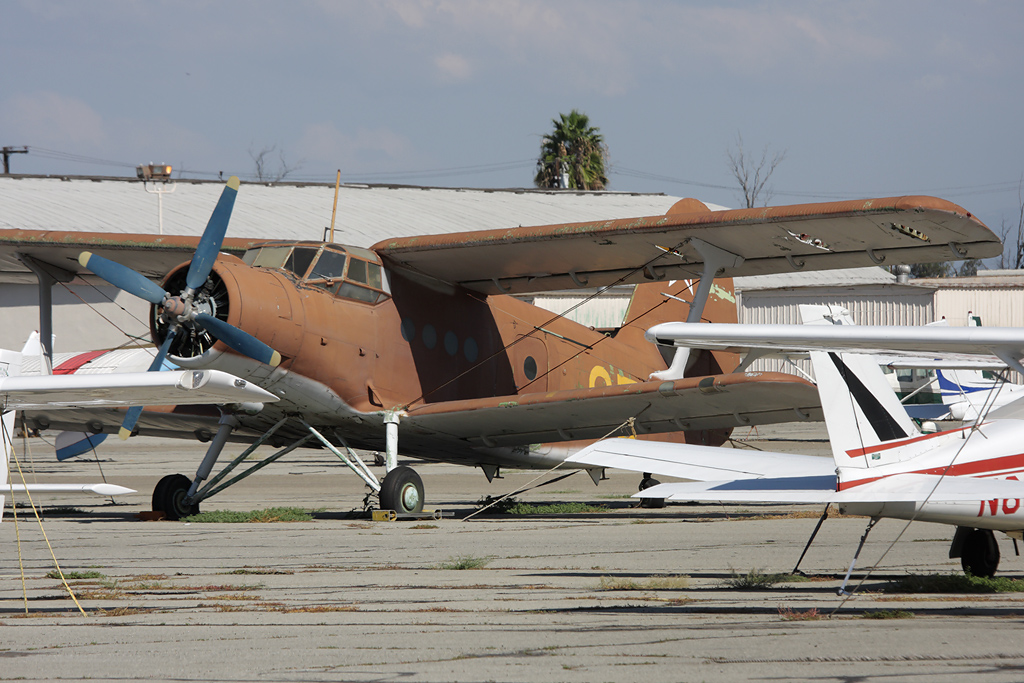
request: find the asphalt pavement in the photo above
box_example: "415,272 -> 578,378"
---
3,423 -> 1023,682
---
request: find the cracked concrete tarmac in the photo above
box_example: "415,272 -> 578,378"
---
3,424 -> 1024,682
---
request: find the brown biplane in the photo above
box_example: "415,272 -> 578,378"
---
0,178 -> 1001,517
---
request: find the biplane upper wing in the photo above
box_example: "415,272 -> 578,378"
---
400,371 -> 822,458
373,196 -> 1000,295
0,229 -> 259,284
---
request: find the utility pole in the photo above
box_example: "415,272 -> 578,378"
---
2,146 -> 28,174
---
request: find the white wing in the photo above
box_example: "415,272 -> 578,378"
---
568,438 -> 833,481
637,473 -> 1024,504
0,369 -> 277,410
646,323 -> 1024,374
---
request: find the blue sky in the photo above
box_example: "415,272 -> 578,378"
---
3,1 -> 1023,245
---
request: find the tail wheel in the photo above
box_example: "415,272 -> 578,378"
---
961,528 -> 1000,577
153,473 -> 199,521
639,474 -> 665,509
379,466 -> 424,514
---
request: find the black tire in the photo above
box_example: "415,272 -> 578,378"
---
379,466 -> 424,514
152,473 -> 199,521
961,528 -> 1000,577
639,476 -> 665,509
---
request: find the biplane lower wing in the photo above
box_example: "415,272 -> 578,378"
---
402,371 -> 822,455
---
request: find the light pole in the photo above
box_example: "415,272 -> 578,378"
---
137,164 -> 176,234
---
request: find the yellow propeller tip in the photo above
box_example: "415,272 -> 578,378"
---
269,351 -> 282,367
78,252 -> 92,268
227,176 -> 240,190
118,427 -> 132,441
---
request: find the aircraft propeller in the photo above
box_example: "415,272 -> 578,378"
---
78,176 -> 281,439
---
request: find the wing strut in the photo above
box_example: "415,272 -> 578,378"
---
791,505 -> 831,576
838,517 -> 879,596
651,238 -> 743,381
16,254 -> 74,375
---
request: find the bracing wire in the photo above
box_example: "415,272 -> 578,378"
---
4,415 -> 88,616
830,374 -> 1010,614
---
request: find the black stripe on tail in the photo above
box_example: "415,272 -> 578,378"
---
828,352 -> 908,442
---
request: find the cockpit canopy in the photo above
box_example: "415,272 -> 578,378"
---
242,242 -> 389,304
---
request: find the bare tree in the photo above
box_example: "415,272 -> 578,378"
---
1014,175 -> 1024,269
249,144 -> 303,182
991,175 -> 1024,269
727,133 -> 786,208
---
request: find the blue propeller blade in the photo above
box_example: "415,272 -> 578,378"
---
79,252 -> 167,304
196,313 -> 281,367
118,327 -> 178,440
186,176 -> 239,291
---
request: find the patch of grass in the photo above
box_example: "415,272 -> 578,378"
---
475,496 -> 605,515
222,567 -> 294,575
410,524 -> 438,529
599,575 -> 690,591
181,507 -> 313,523
861,609 -> 915,620
778,605 -> 821,621
436,555 -> 490,570
886,573 -> 1024,594
723,568 -> 806,590
46,570 -> 104,580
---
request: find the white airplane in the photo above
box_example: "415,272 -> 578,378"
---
935,368 -> 1024,421
569,305 -> 1024,590
1,336 -> 278,520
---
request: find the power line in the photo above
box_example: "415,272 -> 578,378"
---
611,165 -> 1022,201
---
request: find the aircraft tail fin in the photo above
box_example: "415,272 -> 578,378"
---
936,368 -> 991,405
618,277 -> 739,376
800,305 -> 921,468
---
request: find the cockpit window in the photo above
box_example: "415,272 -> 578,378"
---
244,242 -> 389,305
247,246 -> 290,269
307,248 -> 347,281
285,247 -> 318,278
245,245 -> 318,278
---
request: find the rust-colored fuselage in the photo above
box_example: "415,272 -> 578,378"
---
157,252 -> 739,455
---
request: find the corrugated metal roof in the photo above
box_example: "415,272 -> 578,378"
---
914,271 -> 1024,288
0,175 -> 696,248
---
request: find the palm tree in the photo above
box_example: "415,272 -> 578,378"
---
534,110 -> 609,191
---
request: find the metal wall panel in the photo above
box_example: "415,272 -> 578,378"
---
736,285 -> 935,375
934,288 -> 1024,327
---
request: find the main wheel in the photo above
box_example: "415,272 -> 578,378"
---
379,466 -> 424,514
152,473 -> 199,521
961,528 -> 1000,577
639,474 -> 665,509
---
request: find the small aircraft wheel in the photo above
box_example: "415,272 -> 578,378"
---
379,466 -> 424,514
152,473 -> 199,521
638,475 -> 665,509
961,528 -> 1000,577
